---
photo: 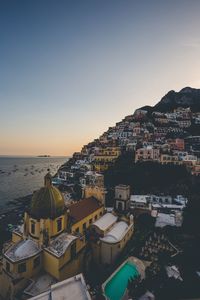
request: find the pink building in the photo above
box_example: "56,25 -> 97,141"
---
168,139 -> 185,151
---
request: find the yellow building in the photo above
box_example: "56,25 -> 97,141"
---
160,154 -> 182,165
0,174 -> 104,300
90,213 -> 134,265
81,172 -> 107,206
93,147 -> 121,172
83,185 -> 106,206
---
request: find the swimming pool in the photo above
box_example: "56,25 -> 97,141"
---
104,261 -> 139,300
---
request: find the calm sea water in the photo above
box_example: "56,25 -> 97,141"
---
0,156 -> 68,211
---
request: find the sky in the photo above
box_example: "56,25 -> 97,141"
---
0,0 -> 200,156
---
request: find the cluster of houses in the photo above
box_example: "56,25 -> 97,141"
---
57,107 -> 200,183
114,185 -> 186,228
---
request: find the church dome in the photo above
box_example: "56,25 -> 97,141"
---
30,173 -> 65,219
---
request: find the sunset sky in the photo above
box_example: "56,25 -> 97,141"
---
1,0 -> 200,156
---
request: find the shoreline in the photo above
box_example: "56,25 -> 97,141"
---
0,194 -> 32,250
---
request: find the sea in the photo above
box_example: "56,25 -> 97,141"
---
0,156 -> 68,213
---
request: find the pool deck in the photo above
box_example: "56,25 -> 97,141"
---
102,256 -> 146,300
128,256 -> 146,279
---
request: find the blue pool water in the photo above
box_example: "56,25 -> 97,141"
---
104,261 -> 139,300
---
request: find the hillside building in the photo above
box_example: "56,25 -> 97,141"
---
135,146 -> 160,162
93,146 -> 121,172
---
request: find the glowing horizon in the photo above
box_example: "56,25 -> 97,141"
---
1,1 -> 200,156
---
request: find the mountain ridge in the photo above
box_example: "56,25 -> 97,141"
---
139,87 -> 200,113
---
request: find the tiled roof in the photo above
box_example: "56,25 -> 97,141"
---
68,197 -> 102,223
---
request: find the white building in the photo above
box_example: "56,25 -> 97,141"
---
165,265 -> 183,281
149,195 -> 172,205
130,194 -> 173,210
155,212 -> 183,228
28,273 -> 91,300
174,195 -> 187,206
182,155 -> 197,165
130,195 -> 150,210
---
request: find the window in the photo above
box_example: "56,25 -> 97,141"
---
57,218 -> 62,232
18,262 -> 26,273
83,223 -> 87,231
89,218 -> 92,224
6,261 -> 10,272
31,221 -> 35,235
75,227 -> 79,233
33,256 -> 40,269
70,243 -> 76,260
95,215 -> 97,220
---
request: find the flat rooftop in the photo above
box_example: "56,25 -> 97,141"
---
28,273 -> 91,300
155,213 -> 176,228
130,195 -> 148,203
24,273 -> 56,297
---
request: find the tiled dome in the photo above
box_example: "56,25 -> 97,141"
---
30,173 -> 65,219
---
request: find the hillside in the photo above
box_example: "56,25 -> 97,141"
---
59,86 -> 200,178
140,87 -> 200,113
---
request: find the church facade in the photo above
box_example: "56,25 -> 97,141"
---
0,174 -> 104,299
